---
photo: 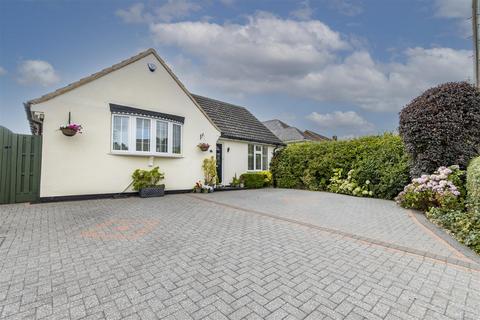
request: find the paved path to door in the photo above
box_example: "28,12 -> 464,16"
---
0,190 -> 479,320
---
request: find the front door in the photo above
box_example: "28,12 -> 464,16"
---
216,144 -> 222,184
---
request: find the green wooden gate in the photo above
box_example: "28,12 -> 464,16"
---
0,126 -> 42,204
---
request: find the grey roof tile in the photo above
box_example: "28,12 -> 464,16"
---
192,95 -> 284,146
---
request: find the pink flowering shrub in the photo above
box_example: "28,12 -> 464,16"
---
395,165 -> 465,211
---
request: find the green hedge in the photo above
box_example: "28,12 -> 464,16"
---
240,171 -> 272,189
271,134 -> 411,199
467,156 -> 480,214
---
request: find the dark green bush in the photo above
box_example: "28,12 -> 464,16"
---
240,172 -> 267,188
467,156 -> 480,214
271,134 -> 410,200
399,82 -> 480,177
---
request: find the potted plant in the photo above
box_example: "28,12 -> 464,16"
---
197,142 -> 210,152
132,166 -> 165,198
202,156 -> 217,187
193,181 -> 203,193
60,123 -> 82,136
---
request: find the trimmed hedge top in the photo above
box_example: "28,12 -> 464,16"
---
467,156 -> 480,214
270,134 -> 410,200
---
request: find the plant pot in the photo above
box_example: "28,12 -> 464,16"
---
61,128 -> 77,136
193,187 -> 202,193
139,184 -> 165,198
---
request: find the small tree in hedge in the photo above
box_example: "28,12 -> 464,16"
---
399,82 -> 480,177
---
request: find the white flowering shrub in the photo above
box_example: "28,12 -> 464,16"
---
328,168 -> 373,197
395,165 -> 465,211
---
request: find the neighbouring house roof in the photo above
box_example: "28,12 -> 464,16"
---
263,119 -> 330,143
192,95 -> 284,146
24,48 -> 220,134
303,129 -> 331,141
262,119 -> 307,143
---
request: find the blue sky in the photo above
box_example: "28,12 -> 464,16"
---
0,0 -> 473,137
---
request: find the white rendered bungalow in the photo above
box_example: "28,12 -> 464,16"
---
25,48 -> 283,201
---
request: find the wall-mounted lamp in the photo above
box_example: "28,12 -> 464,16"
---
227,147 -> 230,153
33,111 -> 45,121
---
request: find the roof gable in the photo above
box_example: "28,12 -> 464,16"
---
192,95 -> 284,146
25,48 -> 220,133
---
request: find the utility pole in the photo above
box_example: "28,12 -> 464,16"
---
473,0 -> 480,88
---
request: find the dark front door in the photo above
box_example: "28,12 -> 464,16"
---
216,144 -> 222,184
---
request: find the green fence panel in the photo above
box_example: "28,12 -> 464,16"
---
0,126 -> 41,204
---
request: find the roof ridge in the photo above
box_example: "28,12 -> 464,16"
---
27,48 -> 157,105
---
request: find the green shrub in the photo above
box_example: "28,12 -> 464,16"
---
271,134 -> 410,199
202,156 -> 217,186
399,82 -> 480,177
132,167 -> 165,191
240,172 -> 270,188
427,207 -> 480,254
259,171 -> 272,187
395,165 -> 464,211
467,156 -> 480,214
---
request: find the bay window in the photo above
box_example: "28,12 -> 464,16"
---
111,114 -> 182,156
248,144 -> 269,171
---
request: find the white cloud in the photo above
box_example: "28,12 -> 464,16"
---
434,0 -> 470,19
151,13 -> 349,80
149,13 -> 472,112
434,0 -> 471,37
325,0 -> 363,16
307,111 -> 374,133
116,1 -> 201,24
116,3 -> 149,24
290,1 -> 313,20
17,60 -> 60,87
0,66 -> 6,76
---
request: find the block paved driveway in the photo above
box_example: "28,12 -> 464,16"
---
0,189 -> 478,320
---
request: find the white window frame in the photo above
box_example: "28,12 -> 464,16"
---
110,114 -> 183,157
112,115 -> 130,153
248,144 -> 269,171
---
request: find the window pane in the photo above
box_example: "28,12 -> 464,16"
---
248,144 -> 254,170
136,118 -> 150,152
255,145 -> 262,152
121,117 -> 129,150
255,153 -> 262,170
172,124 -> 181,154
156,121 -> 168,153
262,146 -> 268,170
113,115 -> 129,151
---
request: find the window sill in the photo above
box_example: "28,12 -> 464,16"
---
109,152 -> 184,158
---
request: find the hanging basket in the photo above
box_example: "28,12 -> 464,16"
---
60,127 -> 77,136
197,143 -> 210,151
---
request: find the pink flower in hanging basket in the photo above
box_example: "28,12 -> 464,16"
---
59,123 -> 83,133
